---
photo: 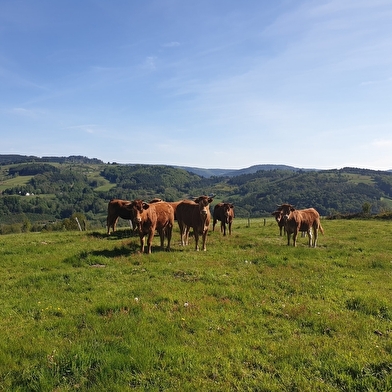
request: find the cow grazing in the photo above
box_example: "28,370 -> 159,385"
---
282,206 -> 324,247
213,202 -> 235,236
106,199 -> 134,235
176,196 -> 213,251
129,200 -> 174,254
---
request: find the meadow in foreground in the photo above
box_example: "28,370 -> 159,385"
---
0,218 -> 391,391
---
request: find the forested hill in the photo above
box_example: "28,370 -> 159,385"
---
0,154 -> 104,165
1,155 -> 392,231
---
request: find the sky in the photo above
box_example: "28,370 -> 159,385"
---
1,0 -> 392,170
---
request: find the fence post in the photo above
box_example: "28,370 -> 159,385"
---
75,217 -> 82,231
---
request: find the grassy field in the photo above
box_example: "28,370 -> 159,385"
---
1,218 -> 391,391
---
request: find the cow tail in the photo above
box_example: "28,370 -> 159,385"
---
319,223 -> 324,234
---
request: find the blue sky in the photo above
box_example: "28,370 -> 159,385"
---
1,0 -> 391,170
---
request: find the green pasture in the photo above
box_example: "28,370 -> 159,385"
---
1,218 -> 391,391
0,175 -> 33,192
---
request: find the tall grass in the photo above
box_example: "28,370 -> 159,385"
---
0,218 -> 391,391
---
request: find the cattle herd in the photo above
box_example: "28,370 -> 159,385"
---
106,198 -> 323,253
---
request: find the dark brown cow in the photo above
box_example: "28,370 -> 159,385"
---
272,210 -> 286,236
213,202 -> 235,236
168,200 -> 182,220
281,205 -> 324,247
106,199 -> 134,235
176,196 -> 213,251
129,200 -> 174,254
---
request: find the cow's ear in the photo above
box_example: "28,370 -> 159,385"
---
230,204 -> 234,208
290,207 -> 295,211
142,202 -> 150,210
194,197 -> 200,203
208,197 -> 213,203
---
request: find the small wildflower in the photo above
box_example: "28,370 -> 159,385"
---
184,302 -> 189,307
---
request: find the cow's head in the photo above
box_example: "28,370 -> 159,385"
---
272,210 -> 282,223
130,199 -> 150,227
223,203 -> 234,223
277,203 -> 295,216
194,196 -> 213,222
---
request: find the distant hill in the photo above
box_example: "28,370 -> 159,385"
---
176,164 -> 315,178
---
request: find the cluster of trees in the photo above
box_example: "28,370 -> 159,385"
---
1,158 -> 392,234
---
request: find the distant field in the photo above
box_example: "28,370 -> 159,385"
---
1,218 -> 391,391
0,175 -> 33,191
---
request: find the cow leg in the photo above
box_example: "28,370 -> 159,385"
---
194,231 -> 200,251
221,222 -> 226,236
212,219 -> 217,231
307,229 -> 312,247
158,228 -> 165,249
228,222 -> 232,235
107,216 -> 118,235
292,229 -> 299,247
184,226 -> 191,245
201,230 -> 208,251
165,225 -> 172,251
139,234 -> 145,254
178,222 -> 186,246
313,227 -> 318,248
146,229 -> 154,254
287,231 -> 291,246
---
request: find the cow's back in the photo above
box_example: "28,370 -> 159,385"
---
213,203 -> 224,221
176,200 -> 199,227
108,199 -> 133,219
151,201 -> 174,228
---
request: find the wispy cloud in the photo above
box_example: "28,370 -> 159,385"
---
66,124 -> 99,134
360,77 -> 392,86
372,138 -> 392,148
143,56 -> 157,70
162,41 -> 180,48
10,107 -> 44,118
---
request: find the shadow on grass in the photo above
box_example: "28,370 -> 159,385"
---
89,229 -> 137,240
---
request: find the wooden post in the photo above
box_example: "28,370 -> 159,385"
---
75,217 -> 82,232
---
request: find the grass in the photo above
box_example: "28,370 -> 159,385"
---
0,175 -> 33,192
0,218 -> 391,391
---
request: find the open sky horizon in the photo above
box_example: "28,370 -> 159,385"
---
1,1 -> 392,171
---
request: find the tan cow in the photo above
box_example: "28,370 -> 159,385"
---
176,196 -> 213,251
106,199 -> 134,235
129,199 -> 174,254
149,198 -> 182,221
281,205 -> 324,247
213,202 -> 235,236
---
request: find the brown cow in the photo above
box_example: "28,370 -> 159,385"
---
106,199 -> 134,235
281,206 -> 324,247
129,200 -> 174,253
213,202 -> 234,236
176,196 -> 213,251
